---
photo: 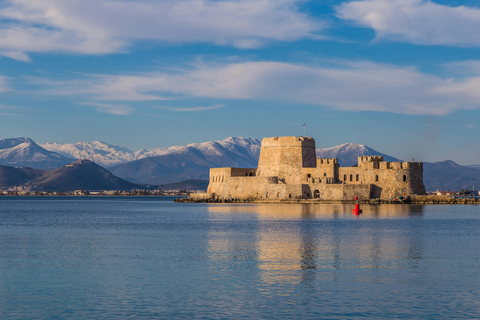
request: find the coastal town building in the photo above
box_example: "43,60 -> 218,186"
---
193,136 -> 426,201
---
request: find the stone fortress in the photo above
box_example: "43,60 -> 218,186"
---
194,136 -> 426,201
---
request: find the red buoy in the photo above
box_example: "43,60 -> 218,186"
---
353,196 -> 362,215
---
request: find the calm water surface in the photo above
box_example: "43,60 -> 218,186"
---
0,196 -> 479,319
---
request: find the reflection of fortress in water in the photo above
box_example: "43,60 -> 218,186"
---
207,204 -> 425,286
199,136 -> 426,201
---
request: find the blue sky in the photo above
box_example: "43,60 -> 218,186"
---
0,0 -> 480,164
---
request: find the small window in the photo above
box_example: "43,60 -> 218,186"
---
344,174 -> 347,181
266,192 -> 269,198
277,192 -> 280,197
289,194 -> 292,199
324,173 -> 326,177
245,173 -> 248,176
403,175 -> 407,182
350,174 -> 353,181
356,174 -> 359,181
307,174 -> 311,178
375,175 -> 379,182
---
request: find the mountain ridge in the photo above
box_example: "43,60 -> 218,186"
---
3,136 -> 480,192
0,137 -> 73,170
42,137 -> 261,167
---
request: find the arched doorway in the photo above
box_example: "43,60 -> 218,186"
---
314,190 -> 320,198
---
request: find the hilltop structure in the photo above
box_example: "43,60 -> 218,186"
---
192,136 -> 426,201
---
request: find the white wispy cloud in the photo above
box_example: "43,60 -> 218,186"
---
36,59 -> 480,116
0,76 -> 10,92
336,0 -> 480,47
0,104 -> 20,116
78,102 -> 133,115
169,104 -> 225,112
0,0 -> 323,61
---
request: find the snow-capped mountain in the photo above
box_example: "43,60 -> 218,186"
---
42,137 -> 262,168
108,137 -> 262,184
42,141 -> 136,167
317,143 -> 400,166
0,137 -> 73,170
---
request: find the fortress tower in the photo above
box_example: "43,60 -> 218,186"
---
256,136 -> 316,184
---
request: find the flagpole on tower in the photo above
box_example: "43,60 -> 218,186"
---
303,123 -> 306,137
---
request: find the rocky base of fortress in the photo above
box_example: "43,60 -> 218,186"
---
176,195 -> 480,205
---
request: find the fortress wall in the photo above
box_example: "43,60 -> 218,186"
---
208,167 -> 232,193
343,184 -> 371,200
303,183 -> 371,200
337,163 -> 425,199
256,137 -> 316,184
338,167 -> 363,184
209,175 -> 304,200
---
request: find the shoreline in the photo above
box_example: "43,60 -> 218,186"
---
176,195 -> 480,205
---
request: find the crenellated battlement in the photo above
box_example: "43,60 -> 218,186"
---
358,155 -> 384,162
317,158 -> 338,165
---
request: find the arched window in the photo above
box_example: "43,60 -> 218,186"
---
350,174 -> 353,181
356,174 -> 359,181
403,175 -> 407,182
375,175 -> 379,182
344,174 -> 347,181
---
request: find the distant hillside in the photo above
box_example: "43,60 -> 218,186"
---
0,160 -> 149,191
423,160 -> 480,192
0,137 -> 73,169
0,165 -> 44,189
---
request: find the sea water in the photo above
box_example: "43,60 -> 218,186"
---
0,196 -> 479,319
